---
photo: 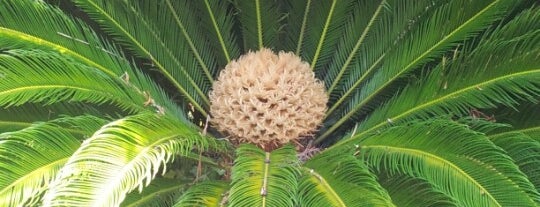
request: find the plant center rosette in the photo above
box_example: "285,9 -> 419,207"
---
209,48 -> 328,151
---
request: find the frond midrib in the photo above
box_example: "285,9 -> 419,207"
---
295,0 -> 311,55
203,0 -> 231,62
255,0 -> 263,49
310,0 -> 337,70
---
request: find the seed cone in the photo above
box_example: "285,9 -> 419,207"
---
209,48 -> 328,151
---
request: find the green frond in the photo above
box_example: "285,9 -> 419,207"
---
42,113 -> 214,206
0,0 -> 125,77
280,0 -> 310,54
323,0 -> 387,94
324,0 -> 442,108
379,174 -> 457,207
319,0 -> 521,142
0,50 -> 148,113
173,181 -> 228,207
195,0 -> 241,63
489,132 -> 540,194
0,103 -> 108,133
234,0 -> 282,50
335,120 -> 539,206
73,0 -> 214,115
329,5 -> 540,145
122,177 -> 189,207
0,116 -> 106,207
491,103 -> 540,138
301,0 -> 355,72
479,104 -> 540,192
299,150 -> 395,207
228,144 -> 299,207
0,0 -> 183,120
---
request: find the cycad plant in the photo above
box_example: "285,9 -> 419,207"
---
0,0 -> 539,206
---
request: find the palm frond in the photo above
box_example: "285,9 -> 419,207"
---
72,0 -> 214,115
122,177 -> 189,207
0,0 -> 184,120
0,50 -> 148,113
0,0 -> 125,77
0,116 -> 105,206
319,0 -> 520,141
300,0 -> 355,73
228,144 -> 299,207
280,0 -> 310,54
486,103 -> 540,192
195,0 -> 241,63
323,0 -> 387,94
332,120 -> 539,206
491,103 -> 540,138
379,174 -> 457,207
234,0 -> 282,50
173,181 -> 228,207
0,103 -> 108,133
42,113 -> 215,206
327,5 -> 540,145
299,150 -> 395,206
324,0 -> 442,108
489,132 -> 540,194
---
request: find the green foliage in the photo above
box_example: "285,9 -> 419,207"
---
300,151 -> 394,206
0,0 -> 538,206
228,144 -> 299,207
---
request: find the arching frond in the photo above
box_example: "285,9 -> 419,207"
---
280,0 -> 310,54
122,177 -> 188,207
173,181 -> 228,207
379,174 -> 457,207
333,120 -> 539,206
42,113 -> 216,206
0,116 -> 105,207
328,5 -> 540,145
228,144 -> 299,207
72,0 -> 215,115
195,0 -> 241,63
319,0 -> 521,141
234,0 -> 282,50
0,50 -> 148,113
323,0 -> 388,94
301,0 -> 355,73
0,0 -> 124,77
489,132 -> 540,194
0,103 -> 109,133
299,151 -> 395,207
324,0 -> 442,108
486,104 -> 540,192
491,103 -> 540,138
0,0 -> 185,120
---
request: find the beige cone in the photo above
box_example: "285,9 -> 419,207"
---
209,48 -> 328,151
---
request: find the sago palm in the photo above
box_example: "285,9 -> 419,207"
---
0,0 -> 539,206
